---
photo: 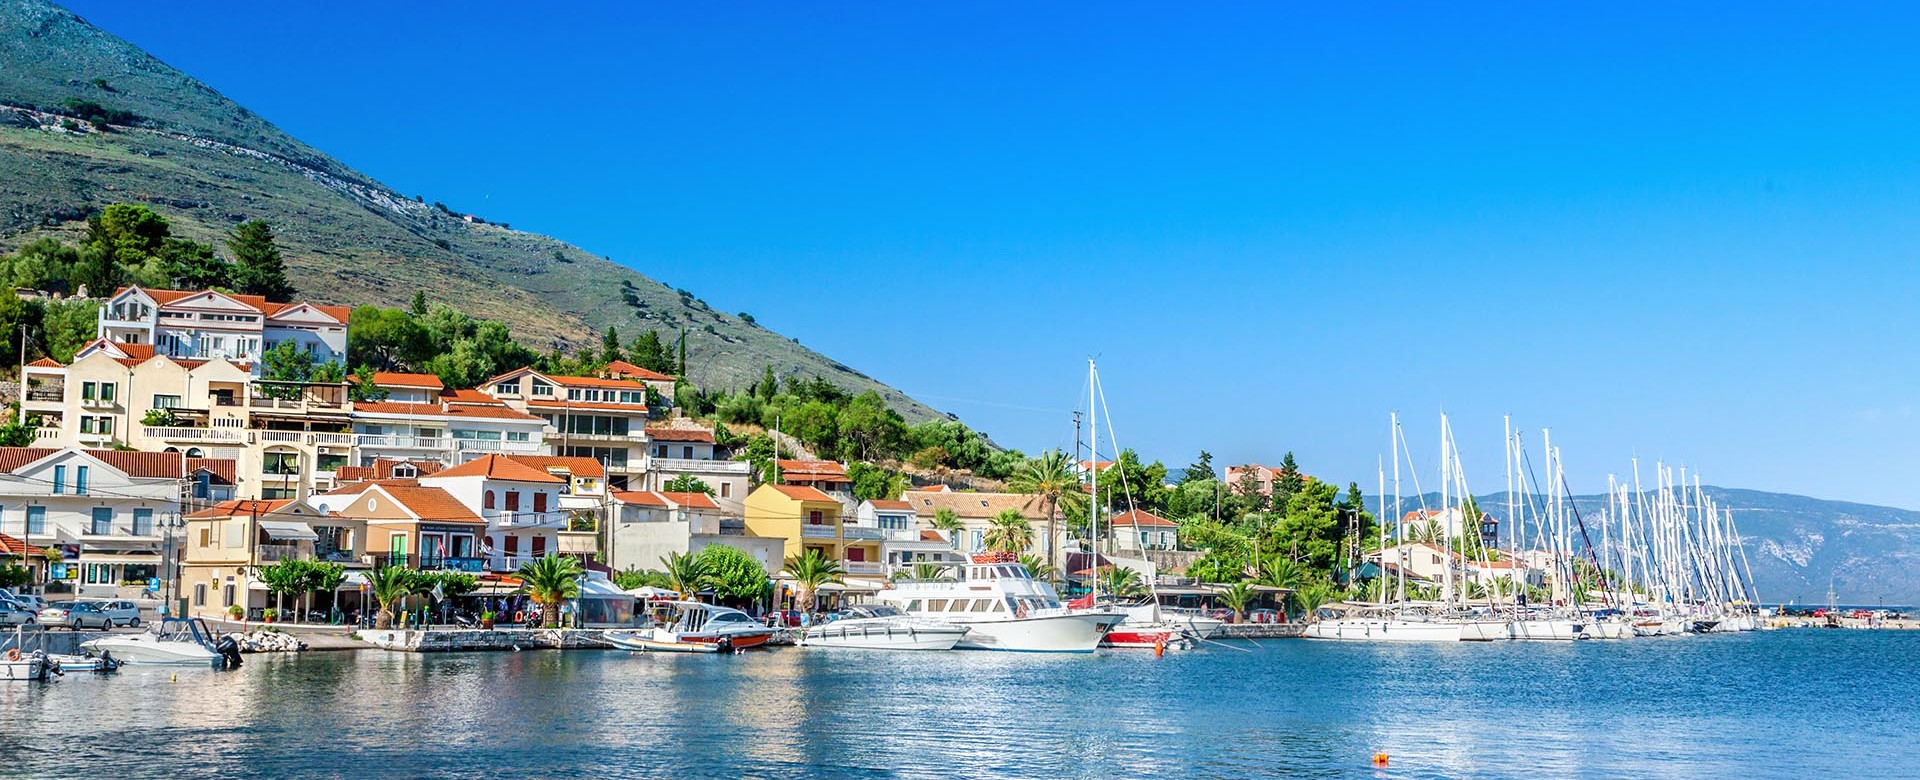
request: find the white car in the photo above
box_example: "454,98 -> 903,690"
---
92,600 -> 145,627
0,597 -> 37,626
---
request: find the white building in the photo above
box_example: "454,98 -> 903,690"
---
639,425 -> 751,513
98,286 -> 350,370
607,489 -> 782,577
418,454 -> 584,572
1109,509 -> 1179,552
0,447 -> 235,598
851,499 -> 961,573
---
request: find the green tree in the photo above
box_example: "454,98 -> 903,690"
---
930,507 -> 963,541
257,559 -> 311,617
347,305 -> 431,370
694,545 -> 770,606
983,508 -> 1034,554
1007,449 -> 1087,577
627,330 -> 673,374
516,554 -> 583,628
659,551 -> 709,599
367,566 -> 427,629
613,567 -> 671,591
1217,581 -> 1257,622
1017,553 -> 1057,584
1274,451 -> 1304,508
756,365 -> 779,401
86,204 -> 170,269
781,549 -> 843,621
40,298 -> 98,363
1181,450 -> 1215,485
600,326 -> 623,363
662,474 -> 715,495
847,462 -> 907,502
836,391 -> 908,461
0,411 -> 41,448
227,219 -> 295,301
1099,566 -> 1148,598
304,562 -> 347,621
409,290 -> 428,317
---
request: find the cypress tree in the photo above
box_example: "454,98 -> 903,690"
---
227,219 -> 295,301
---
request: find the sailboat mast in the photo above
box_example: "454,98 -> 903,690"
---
1087,358 -> 1098,602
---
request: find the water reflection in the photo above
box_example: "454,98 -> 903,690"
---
2,631 -> 1915,779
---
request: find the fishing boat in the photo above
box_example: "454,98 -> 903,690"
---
81,618 -> 234,666
798,605 -> 969,650
605,601 -> 773,653
877,554 -> 1122,653
2,648 -> 48,681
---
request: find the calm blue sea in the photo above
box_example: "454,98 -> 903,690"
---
2,630 -> 1914,779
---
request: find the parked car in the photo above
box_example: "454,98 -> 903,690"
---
38,601 -> 113,630
8,593 -> 48,612
1247,608 -> 1281,624
766,609 -> 804,627
1207,607 -> 1235,623
0,598 -> 37,626
94,600 -> 144,627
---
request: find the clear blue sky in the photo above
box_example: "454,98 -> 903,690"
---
62,2 -> 1920,507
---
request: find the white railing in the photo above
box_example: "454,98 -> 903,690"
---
840,527 -> 886,542
259,431 -> 304,443
842,561 -> 885,576
801,524 -> 839,539
32,428 -> 60,441
357,434 -> 448,449
453,439 -> 543,454
649,457 -> 750,474
145,427 -> 244,442
312,432 -> 356,445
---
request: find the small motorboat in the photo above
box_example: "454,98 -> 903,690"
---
1099,624 -> 1193,651
46,653 -> 120,674
798,605 -> 969,650
606,601 -> 774,653
2,648 -> 49,681
82,617 -> 240,667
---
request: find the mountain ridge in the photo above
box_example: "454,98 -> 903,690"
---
0,0 -> 944,421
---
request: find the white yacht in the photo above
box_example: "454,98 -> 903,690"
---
1110,601 -> 1225,639
82,618 -> 233,666
1509,610 -> 1589,641
1304,607 -> 1463,643
800,605 -> 970,650
875,555 -> 1123,653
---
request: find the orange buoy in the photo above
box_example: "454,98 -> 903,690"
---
1154,635 -> 1166,657
1372,753 -> 1390,767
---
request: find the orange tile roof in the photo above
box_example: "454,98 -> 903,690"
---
602,361 -> 676,382
501,455 -> 606,480
335,459 -> 443,483
767,484 -> 837,502
26,357 -> 62,368
372,372 -> 444,389
869,500 -> 913,511
612,490 -> 672,507
659,491 -> 720,509
431,454 -> 566,483
370,485 -> 485,524
644,426 -> 715,443
186,457 -> 237,485
545,374 -> 648,389
323,478 -> 419,496
440,389 -> 504,405
919,530 -> 946,543
1111,509 -> 1176,528
186,499 -> 295,519
909,484 -> 952,493
0,532 -> 50,558
0,448 -> 203,478
351,401 -> 543,422
114,287 -> 349,322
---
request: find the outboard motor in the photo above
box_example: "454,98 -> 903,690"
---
214,635 -> 243,669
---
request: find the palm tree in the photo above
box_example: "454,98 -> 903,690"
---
659,551 -> 710,600
782,549 -> 844,621
517,554 -> 584,629
1408,519 -> 1443,545
908,562 -> 950,581
1099,566 -> 1148,598
1217,581 -> 1256,623
983,508 -> 1034,554
1007,450 -> 1088,581
930,507 -> 963,548
1257,555 -> 1302,590
1017,554 -> 1057,583
1293,578 -> 1337,622
367,566 -> 424,629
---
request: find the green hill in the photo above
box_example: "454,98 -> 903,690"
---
0,0 -> 942,421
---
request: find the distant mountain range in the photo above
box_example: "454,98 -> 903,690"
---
0,0 -> 943,420
1369,487 -> 1920,607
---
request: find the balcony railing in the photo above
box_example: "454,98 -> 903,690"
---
801,524 -> 840,539
649,457 -> 750,474
372,554 -> 487,573
842,561 -> 885,576
257,544 -> 310,562
453,439 -> 543,453
145,426 -> 245,442
840,527 -> 886,542
357,434 -> 448,449
258,430 -> 305,443
24,388 -> 64,403
312,432 -> 356,445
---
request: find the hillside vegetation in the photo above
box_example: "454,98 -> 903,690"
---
0,0 -> 941,421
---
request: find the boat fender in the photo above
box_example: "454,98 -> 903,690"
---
1372,754 -> 1389,767
514,611 -> 525,623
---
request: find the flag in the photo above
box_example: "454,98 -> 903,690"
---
1067,593 -> 1095,610
431,582 -> 445,601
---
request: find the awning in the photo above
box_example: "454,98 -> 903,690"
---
338,571 -> 369,589
75,552 -> 160,564
259,520 -> 319,541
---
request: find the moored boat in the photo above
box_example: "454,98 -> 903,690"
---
82,618 -> 235,666
606,602 -> 774,653
876,554 -> 1123,653
799,605 -> 969,650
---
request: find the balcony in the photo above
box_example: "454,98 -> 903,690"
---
842,561 -> 885,576
257,430 -> 305,443
547,430 -> 644,444
257,543 -> 311,562
312,432 -> 356,446
372,554 -> 487,573
357,434 -> 448,450
840,527 -> 886,542
801,524 -> 840,539
145,426 -> 245,443
79,396 -> 117,409
649,457 -> 751,475
454,438 -> 543,454
24,387 -> 64,403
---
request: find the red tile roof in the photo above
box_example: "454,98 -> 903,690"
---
919,530 -> 945,543
0,447 -> 205,478
113,287 -> 349,323
1111,509 -> 1176,528
500,455 -> 606,480
544,374 -> 649,389
602,361 -> 676,382
367,485 -> 485,524
186,499 -> 295,519
778,460 -> 848,481
372,372 -> 445,389
659,491 -> 720,509
186,457 -> 237,485
335,459 -> 443,483
0,532 -> 50,558
644,426 -> 715,443
430,454 -> 566,483
909,484 -> 952,493
26,357 -> 61,368
439,389 -> 504,405
869,500 -> 913,511
766,484 -> 837,502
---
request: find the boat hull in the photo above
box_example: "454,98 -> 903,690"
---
2,656 -> 48,681
81,638 -> 220,666
1304,619 -> 1462,642
1456,620 -> 1511,642
800,621 -> 968,650
1510,619 -> 1587,641
1100,625 -> 1191,650
953,612 -> 1122,653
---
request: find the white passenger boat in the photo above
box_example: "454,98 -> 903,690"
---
82,618 -> 233,666
876,554 -> 1123,653
607,602 -> 774,653
799,605 -> 969,650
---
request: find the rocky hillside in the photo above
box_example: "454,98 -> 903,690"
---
0,0 -> 942,421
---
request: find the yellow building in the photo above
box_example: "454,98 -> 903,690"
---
180,498 -> 366,621
743,484 -> 883,577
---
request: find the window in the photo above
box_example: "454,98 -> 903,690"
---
133,508 -> 154,536
75,465 -> 88,495
507,431 -> 530,442
199,528 -> 210,547
655,445 -> 668,458
27,506 -> 45,534
567,389 -> 582,401
81,382 -> 96,401
494,380 -> 521,395
927,599 -> 948,611
720,483 -> 731,499
484,491 -> 496,510
194,583 -> 206,607
152,394 -> 182,409
264,451 -> 300,475
682,446 -> 694,459
532,382 -> 553,397
505,492 -> 521,512
262,487 -> 296,500
99,417 -> 113,436
530,536 -> 546,557
533,493 -> 548,514
52,465 -> 65,493
970,530 -> 983,550
808,510 -> 824,525
223,584 -> 234,607
91,507 -> 112,535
